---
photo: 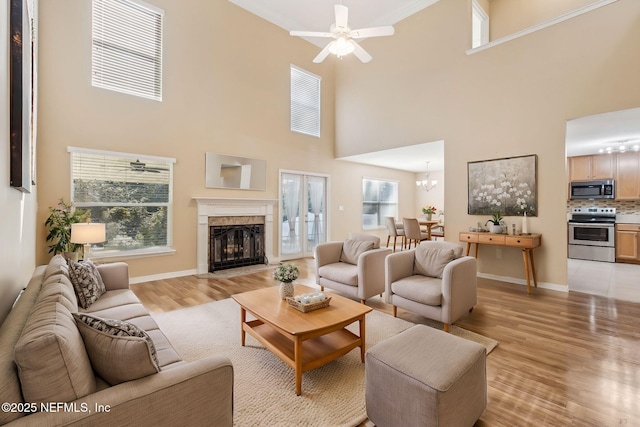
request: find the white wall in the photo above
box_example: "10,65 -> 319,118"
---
0,0 -> 37,324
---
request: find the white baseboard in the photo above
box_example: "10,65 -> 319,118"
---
130,269 -> 197,285
477,272 -> 567,293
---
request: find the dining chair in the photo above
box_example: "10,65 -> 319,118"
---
402,218 -> 430,249
384,217 -> 405,252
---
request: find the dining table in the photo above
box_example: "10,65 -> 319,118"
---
418,219 -> 441,240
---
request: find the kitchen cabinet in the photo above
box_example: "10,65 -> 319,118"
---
568,155 -> 615,181
615,152 -> 640,200
615,224 -> 640,263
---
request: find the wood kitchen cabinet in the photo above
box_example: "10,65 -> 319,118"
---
615,224 -> 640,263
568,155 -> 615,181
615,152 -> 640,200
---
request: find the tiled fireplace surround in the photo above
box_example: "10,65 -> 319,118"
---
194,198 -> 277,274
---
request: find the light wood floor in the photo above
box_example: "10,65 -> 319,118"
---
131,258 -> 640,426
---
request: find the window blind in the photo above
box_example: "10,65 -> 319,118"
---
92,0 -> 163,101
291,66 -> 321,137
69,148 -> 174,255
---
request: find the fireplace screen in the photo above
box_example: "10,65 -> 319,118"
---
210,224 -> 266,271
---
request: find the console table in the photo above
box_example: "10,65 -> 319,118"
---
459,232 -> 542,295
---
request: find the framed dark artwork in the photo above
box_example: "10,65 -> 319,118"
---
467,154 -> 537,216
9,0 -> 37,193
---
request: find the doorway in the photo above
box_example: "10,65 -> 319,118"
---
279,171 -> 328,259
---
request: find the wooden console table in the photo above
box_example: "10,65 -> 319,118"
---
459,232 -> 542,295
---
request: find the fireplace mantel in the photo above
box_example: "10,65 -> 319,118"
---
194,198 -> 277,274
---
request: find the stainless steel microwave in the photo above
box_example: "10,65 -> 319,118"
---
569,180 -> 615,200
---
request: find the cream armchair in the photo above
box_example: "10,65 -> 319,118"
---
315,235 -> 391,304
385,241 -> 477,332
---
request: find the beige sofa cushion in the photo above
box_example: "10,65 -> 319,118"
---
74,313 -> 160,385
68,259 -> 106,309
391,276 -> 443,306
0,266 -> 46,425
318,263 -> 358,287
340,239 -> 374,265
414,245 -> 456,278
14,300 -> 96,405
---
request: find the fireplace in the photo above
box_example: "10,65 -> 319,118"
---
194,198 -> 277,275
209,216 -> 265,271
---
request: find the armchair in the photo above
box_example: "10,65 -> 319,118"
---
385,241 -> 477,332
315,235 -> 391,304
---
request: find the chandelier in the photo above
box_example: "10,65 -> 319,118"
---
416,162 -> 438,192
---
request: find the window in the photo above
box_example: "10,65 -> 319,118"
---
290,65 -> 321,137
471,0 -> 489,49
68,147 -> 175,258
362,178 -> 398,229
92,0 -> 164,101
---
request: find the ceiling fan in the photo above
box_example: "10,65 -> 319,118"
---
289,4 -> 394,64
129,160 -> 169,173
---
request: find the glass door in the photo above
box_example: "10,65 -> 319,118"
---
280,172 -> 328,259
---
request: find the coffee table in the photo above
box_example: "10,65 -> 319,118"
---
231,285 -> 372,395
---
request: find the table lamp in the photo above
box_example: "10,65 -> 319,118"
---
70,222 -> 106,261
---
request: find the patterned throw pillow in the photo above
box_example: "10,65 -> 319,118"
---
73,313 -> 160,385
67,259 -> 106,309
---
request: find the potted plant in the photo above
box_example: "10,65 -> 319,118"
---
486,212 -> 503,234
45,198 -> 90,261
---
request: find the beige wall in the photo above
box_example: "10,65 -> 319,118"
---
0,0 -> 37,323
490,0 -> 601,40
335,0 -> 640,287
35,0 -> 415,278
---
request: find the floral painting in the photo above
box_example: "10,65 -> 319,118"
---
467,154 -> 537,216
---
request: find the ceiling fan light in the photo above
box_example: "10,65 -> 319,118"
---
329,37 -> 355,57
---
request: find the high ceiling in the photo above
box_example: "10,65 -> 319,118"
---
228,0 -> 443,173
229,0 -> 439,48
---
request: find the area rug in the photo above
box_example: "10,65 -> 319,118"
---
153,299 -> 497,427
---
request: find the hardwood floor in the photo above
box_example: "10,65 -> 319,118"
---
131,258 -> 640,426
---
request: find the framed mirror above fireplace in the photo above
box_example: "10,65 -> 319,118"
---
205,152 -> 267,191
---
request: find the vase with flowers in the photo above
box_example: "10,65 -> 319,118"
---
422,205 -> 437,221
274,263 -> 300,299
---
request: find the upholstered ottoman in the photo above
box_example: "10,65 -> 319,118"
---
365,325 -> 487,427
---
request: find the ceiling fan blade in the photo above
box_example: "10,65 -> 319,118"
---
313,41 -> 334,63
351,40 -> 372,63
350,26 -> 395,39
290,30 -> 334,38
335,4 -> 348,30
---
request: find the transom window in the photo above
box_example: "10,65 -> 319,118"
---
290,65 -> 321,137
68,147 -> 175,258
362,178 -> 399,229
92,0 -> 164,101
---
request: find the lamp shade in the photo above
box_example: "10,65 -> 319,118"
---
70,223 -> 106,244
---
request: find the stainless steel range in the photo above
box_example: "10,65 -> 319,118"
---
568,207 -> 616,262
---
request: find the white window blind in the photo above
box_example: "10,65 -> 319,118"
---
92,0 -> 163,101
291,65 -> 321,137
69,147 -> 175,257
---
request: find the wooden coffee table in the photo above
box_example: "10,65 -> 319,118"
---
231,285 -> 372,395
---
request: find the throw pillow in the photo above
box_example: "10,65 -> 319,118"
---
340,239 -> 375,265
413,246 -> 456,278
73,313 -> 160,385
67,259 -> 106,309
